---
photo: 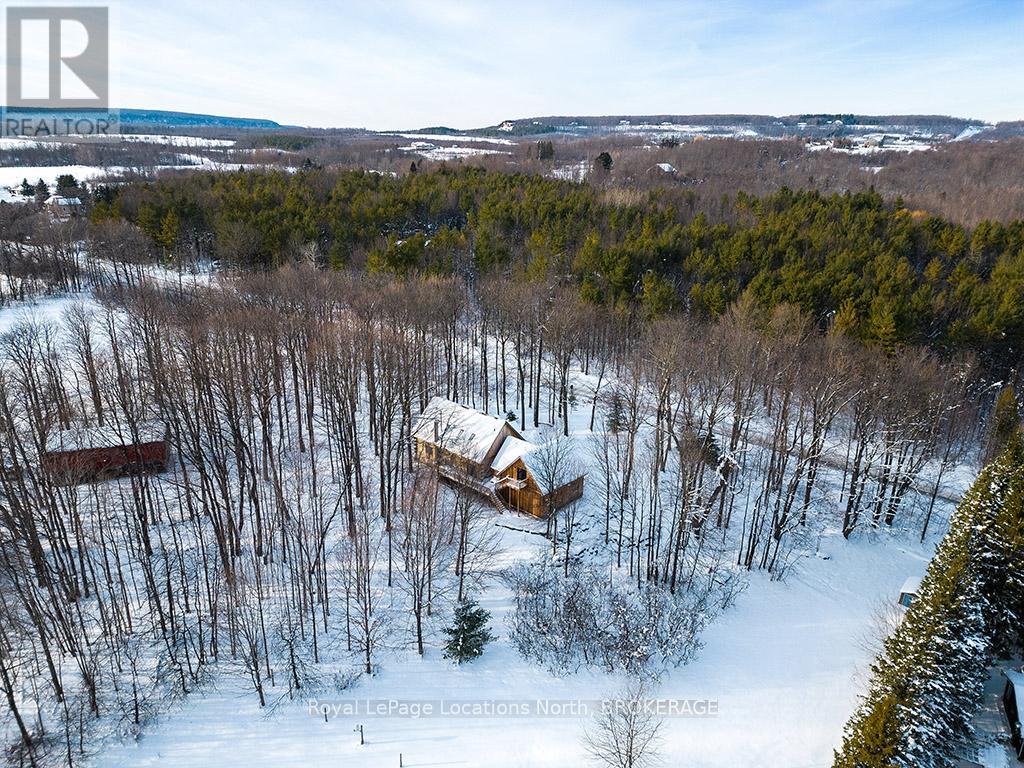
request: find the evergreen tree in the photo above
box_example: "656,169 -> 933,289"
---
831,297 -> 861,338
33,179 -> 48,202
55,173 -> 78,194
984,385 -> 1020,462
18,178 -> 33,197
606,391 -> 625,434
443,598 -> 494,664
595,151 -> 613,172
158,209 -> 181,253
867,300 -> 899,355
834,437 -> 1024,767
136,202 -> 161,240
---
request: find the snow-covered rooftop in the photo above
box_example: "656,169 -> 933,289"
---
45,423 -> 166,453
45,195 -> 82,206
491,435 -> 535,473
412,397 -> 513,464
1006,669 -> 1024,724
491,434 -> 585,493
899,576 -> 922,597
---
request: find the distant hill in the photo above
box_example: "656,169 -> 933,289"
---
2,107 -> 281,130
116,109 -> 281,128
410,114 -> 997,139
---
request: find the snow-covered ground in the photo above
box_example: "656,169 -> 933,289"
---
114,134 -> 236,147
0,164 -> 125,190
551,160 -> 589,182
0,134 -> 236,148
390,133 -> 515,146
0,292 -> 97,335
93,527 -> 933,768
806,133 -> 936,155
0,275 -> 974,768
399,141 -> 510,161
612,122 -> 762,141
0,157 -> 282,201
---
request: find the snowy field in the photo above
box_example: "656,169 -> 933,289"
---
94,528 -> 934,768
399,141 -> 511,162
0,159 -> 282,201
0,164 -> 125,190
0,134 -> 236,148
390,133 -> 515,146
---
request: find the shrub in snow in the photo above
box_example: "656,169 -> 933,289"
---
505,559 -> 718,676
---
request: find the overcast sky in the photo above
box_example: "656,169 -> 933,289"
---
101,0 -> 1024,129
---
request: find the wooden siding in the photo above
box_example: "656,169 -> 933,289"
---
495,457 -> 584,518
415,439 -> 488,479
42,440 -> 168,483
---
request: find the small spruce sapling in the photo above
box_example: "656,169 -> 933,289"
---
443,597 -> 494,664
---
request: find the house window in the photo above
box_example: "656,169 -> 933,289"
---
516,467 -> 527,482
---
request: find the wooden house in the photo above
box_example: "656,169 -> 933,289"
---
42,424 -> 168,483
413,397 -> 523,480
413,397 -> 584,518
490,436 -> 585,517
45,195 -> 82,219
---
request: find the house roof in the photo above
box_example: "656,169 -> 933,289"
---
412,396 -> 514,464
1006,669 -> 1024,723
45,423 -> 166,453
491,436 -> 535,473
899,576 -> 922,597
45,195 -> 81,206
492,435 -> 585,494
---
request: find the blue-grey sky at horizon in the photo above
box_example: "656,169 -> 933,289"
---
28,0 -> 1024,129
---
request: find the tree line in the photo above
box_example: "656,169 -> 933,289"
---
834,434 -> 1024,768
82,167 -> 1024,366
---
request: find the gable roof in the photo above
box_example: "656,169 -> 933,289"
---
413,396 -> 516,464
899,576 -> 922,597
1006,669 -> 1024,723
491,435 -> 535,473
492,435 -> 586,494
45,422 -> 166,453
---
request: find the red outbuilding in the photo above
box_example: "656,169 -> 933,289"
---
42,425 -> 168,482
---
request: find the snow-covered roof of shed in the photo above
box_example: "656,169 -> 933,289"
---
1006,669 -> 1024,723
899,576 -> 922,596
45,423 -> 166,453
412,397 -> 511,464
45,195 -> 81,205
